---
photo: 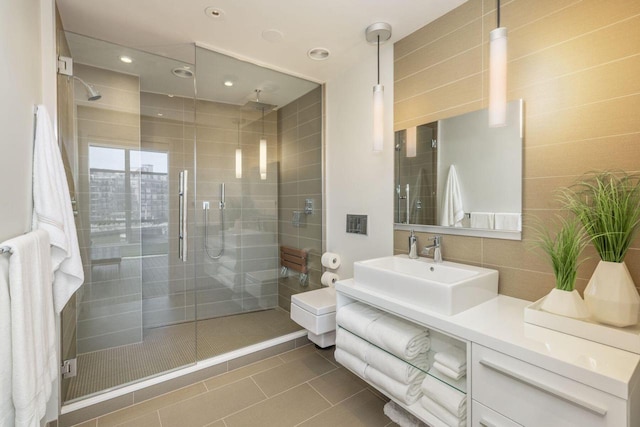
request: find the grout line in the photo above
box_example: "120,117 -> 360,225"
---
156,411 -> 162,427
306,381 -> 334,407
249,376 -> 269,399
293,388 -> 372,427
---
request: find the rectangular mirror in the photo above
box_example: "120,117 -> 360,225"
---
394,99 -> 523,240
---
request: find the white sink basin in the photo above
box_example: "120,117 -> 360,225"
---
353,255 -> 498,315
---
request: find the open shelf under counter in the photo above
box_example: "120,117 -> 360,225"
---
337,324 -> 467,394
336,278 -> 640,427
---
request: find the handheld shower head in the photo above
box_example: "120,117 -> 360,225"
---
73,76 -> 102,101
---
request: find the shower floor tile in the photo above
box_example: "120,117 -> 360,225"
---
64,308 -> 302,402
67,345 -> 396,427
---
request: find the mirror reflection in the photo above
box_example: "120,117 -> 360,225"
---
394,99 -> 523,240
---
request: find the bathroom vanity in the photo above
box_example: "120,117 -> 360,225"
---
336,278 -> 640,427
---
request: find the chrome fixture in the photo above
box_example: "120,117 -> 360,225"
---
365,22 -> 392,152
204,183 -> 226,260
408,230 -> 418,259
73,76 -> 102,101
178,170 -> 188,261
422,235 -> 442,263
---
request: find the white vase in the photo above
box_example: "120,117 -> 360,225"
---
540,288 -> 590,319
584,260 -> 640,327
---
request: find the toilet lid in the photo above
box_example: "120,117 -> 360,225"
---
291,287 -> 336,315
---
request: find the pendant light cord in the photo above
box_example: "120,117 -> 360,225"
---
496,0 -> 501,27
377,34 -> 380,85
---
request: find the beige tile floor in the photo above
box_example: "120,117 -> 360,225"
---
71,345 -> 397,427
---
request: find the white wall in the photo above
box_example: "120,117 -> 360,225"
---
0,0 -> 43,240
0,0 -> 58,423
325,44 -> 394,279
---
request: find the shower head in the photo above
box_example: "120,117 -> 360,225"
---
241,89 -> 276,113
73,76 -> 102,101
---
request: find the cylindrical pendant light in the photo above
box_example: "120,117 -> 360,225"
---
260,105 -> 267,180
406,126 -> 417,158
259,138 -> 267,180
366,22 -> 392,152
489,0 -> 507,127
235,120 -> 242,179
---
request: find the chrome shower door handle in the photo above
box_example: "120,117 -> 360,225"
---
405,183 -> 410,224
178,170 -> 188,262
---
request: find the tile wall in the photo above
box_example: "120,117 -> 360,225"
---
393,0 -> 640,301
277,87 -> 324,310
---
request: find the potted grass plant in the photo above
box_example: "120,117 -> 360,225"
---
533,216 -> 590,319
562,171 -> 640,327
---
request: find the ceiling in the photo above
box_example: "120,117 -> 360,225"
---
66,32 -> 319,108
57,0 -> 467,84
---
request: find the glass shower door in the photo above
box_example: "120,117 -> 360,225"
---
59,31 -> 198,402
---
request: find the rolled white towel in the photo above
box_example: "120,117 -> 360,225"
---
336,302 -> 385,338
334,348 -> 367,378
366,314 -> 430,361
338,328 -> 429,384
336,328 -> 369,361
420,395 -> 467,427
421,375 -> 467,418
383,401 -> 427,427
365,365 -> 423,406
434,347 -> 466,372
367,344 -> 428,384
432,362 -> 465,381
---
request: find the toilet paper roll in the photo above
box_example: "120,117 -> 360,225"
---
321,252 -> 341,269
321,272 -> 340,287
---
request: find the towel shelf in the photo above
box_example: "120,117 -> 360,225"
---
337,325 -> 467,394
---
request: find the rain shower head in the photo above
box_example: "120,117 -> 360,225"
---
241,89 -> 276,113
73,76 -> 102,101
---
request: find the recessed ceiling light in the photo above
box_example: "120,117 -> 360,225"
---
157,113 -> 164,117
205,7 -> 224,19
167,94 -> 174,98
262,29 -> 284,43
307,48 -> 330,61
172,67 -> 194,78
224,80 -> 234,87
119,56 -> 133,64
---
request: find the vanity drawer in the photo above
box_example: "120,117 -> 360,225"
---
472,400 -> 522,427
471,344 -> 627,427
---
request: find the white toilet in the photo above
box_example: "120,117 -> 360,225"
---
290,287 -> 336,348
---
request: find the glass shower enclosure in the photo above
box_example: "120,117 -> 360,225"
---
58,31 -> 322,403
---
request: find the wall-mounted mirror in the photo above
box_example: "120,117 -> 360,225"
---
394,99 -> 523,240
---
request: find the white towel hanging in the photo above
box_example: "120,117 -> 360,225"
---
32,104 -> 84,312
440,165 -> 464,227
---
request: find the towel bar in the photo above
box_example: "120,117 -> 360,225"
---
0,246 -> 11,254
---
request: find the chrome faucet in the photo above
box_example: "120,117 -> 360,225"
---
408,230 -> 418,259
422,235 -> 442,263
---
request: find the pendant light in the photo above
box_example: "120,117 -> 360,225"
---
235,120 -> 242,179
259,106 -> 267,180
406,126 -> 417,158
366,22 -> 392,152
489,0 -> 508,127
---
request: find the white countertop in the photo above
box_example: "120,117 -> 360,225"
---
336,278 -> 640,399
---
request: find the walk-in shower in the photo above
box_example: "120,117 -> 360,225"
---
56,30 -> 324,404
